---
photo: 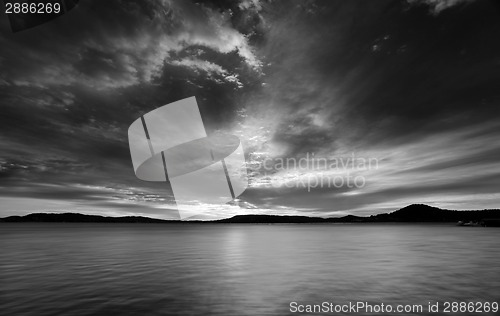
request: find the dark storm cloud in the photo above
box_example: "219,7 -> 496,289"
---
257,0 -> 500,154
0,0 -> 265,218
1,0 -> 499,218
234,0 -> 500,215
0,0 -> 263,88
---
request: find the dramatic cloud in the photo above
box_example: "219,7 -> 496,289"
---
0,0 -> 262,89
407,0 -> 477,14
1,0 -> 499,219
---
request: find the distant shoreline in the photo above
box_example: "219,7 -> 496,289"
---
2,204 -> 500,226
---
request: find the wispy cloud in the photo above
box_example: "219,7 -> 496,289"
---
407,0 -> 476,14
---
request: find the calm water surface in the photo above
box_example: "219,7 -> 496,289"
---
1,223 -> 499,316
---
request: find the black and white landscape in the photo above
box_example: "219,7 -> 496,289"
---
1,1 -> 499,315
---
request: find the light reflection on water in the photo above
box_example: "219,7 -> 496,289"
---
1,223 -> 499,315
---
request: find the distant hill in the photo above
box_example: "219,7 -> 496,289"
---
0,213 -> 177,223
216,214 -> 327,223
1,204 -> 500,225
363,204 -> 500,223
216,204 -> 500,224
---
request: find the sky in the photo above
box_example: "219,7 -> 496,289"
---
1,0 -> 500,220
